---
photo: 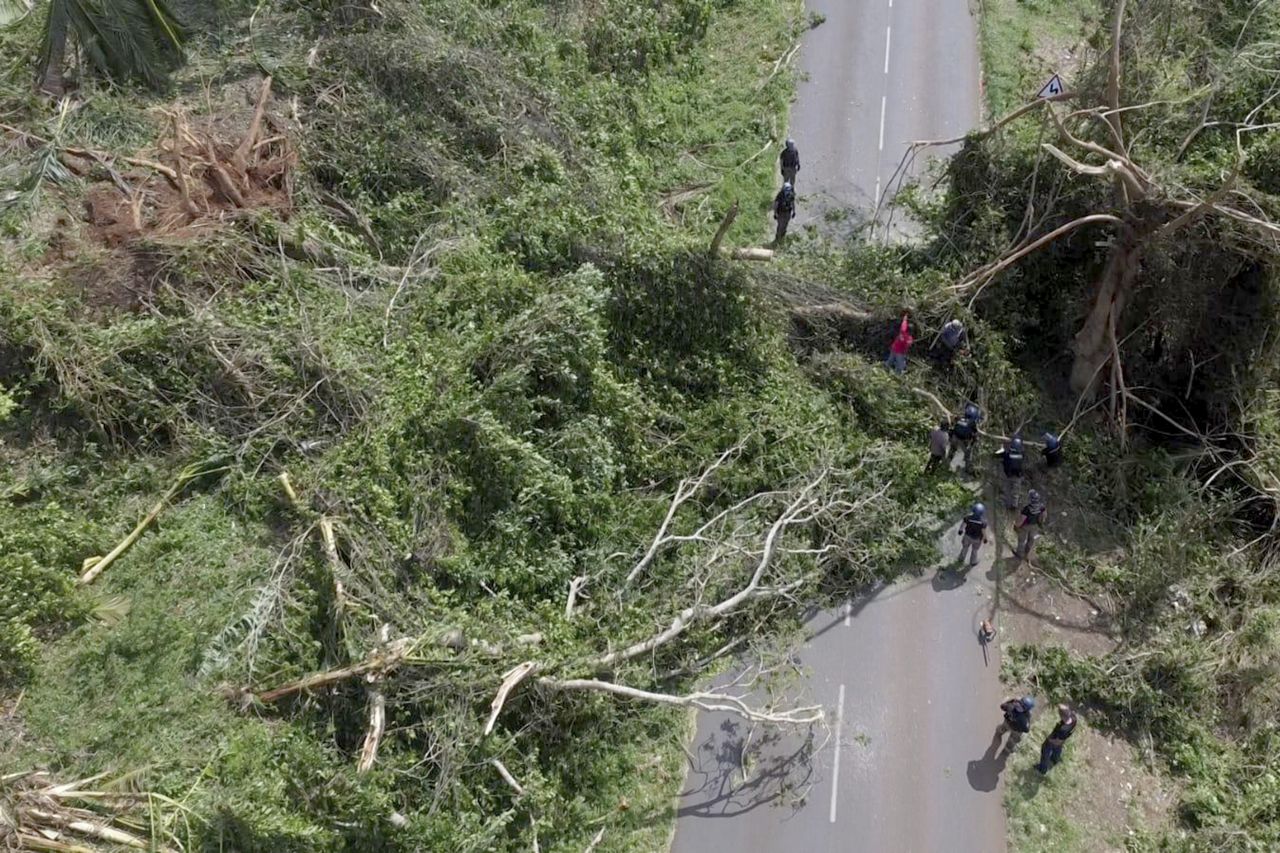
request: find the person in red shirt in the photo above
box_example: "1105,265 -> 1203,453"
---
885,313 -> 913,374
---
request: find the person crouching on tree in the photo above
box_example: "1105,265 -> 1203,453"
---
885,313 -> 913,374
926,418 -> 951,474
938,318 -> 968,364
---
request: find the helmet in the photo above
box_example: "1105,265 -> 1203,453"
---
964,403 -> 980,421
782,181 -> 792,191
971,502 -> 986,518
785,138 -> 796,148
1043,431 -> 1060,449
1028,489 -> 1042,504
1010,436 -> 1024,452
1021,696 -> 1036,710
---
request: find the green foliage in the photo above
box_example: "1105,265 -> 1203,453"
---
977,0 -> 1101,116
606,250 -> 769,395
583,0 -> 714,76
0,499 -> 95,684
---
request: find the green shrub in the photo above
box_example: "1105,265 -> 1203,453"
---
0,501 -> 95,685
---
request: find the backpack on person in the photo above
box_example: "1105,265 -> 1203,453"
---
952,418 -> 976,440
1003,448 -> 1024,477
1003,698 -> 1033,733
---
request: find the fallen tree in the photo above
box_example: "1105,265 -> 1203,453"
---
228,450 -> 890,756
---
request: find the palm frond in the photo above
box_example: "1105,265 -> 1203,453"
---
0,0 -> 33,27
49,0 -> 188,88
0,98 -> 74,214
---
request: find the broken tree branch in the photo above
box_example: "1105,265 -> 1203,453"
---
484,661 -> 539,737
538,677 -> 824,725
709,201 -> 739,255
242,637 -> 417,704
79,460 -> 218,584
491,759 -> 525,797
1106,0 -> 1128,157
622,444 -> 741,588
234,76 -> 273,173
600,471 -> 858,669
565,575 -> 588,619
955,213 -> 1125,300
357,624 -> 392,773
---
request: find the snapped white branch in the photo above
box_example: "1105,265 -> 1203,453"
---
539,677 -> 824,725
597,472 -> 831,669
622,444 -> 743,588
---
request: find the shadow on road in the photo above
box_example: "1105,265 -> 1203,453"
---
966,734 -> 1013,793
931,565 -> 972,592
678,718 -> 817,820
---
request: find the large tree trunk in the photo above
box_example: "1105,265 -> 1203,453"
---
1070,232 -> 1143,396
38,0 -> 68,96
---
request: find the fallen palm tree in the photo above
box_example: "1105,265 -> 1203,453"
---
0,771 -> 187,852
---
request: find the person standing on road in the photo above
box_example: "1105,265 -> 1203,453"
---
1014,489 -> 1047,560
957,502 -> 988,568
950,403 -> 982,473
925,418 -> 951,473
997,433 -> 1025,508
780,138 -> 800,185
994,696 -> 1035,751
773,181 -> 796,243
885,313 -> 914,374
1037,705 -> 1078,774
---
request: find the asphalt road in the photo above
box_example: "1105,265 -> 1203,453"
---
670,524 -> 1008,853
670,1 -> 994,850
787,0 -> 981,237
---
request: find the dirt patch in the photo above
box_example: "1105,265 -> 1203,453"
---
1076,730 -> 1178,842
64,77 -> 294,251
998,565 -> 1117,657
1005,716 -> 1179,852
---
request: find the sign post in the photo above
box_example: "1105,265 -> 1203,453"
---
1037,74 -> 1065,99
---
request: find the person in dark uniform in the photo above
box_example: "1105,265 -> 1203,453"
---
957,503 -> 988,568
997,433 -> 1025,508
994,695 -> 1035,752
1037,705 -> 1078,773
780,138 -> 800,185
950,403 -> 982,473
1042,431 -> 1064,469
773,181 -> 796,243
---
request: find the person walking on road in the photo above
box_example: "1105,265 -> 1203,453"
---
1037,705 -> 1078,774
780,138 -> 800,185
957,502 -> 988,568
950,403 -> 982,473
997,433 -> 1026,508
773,181 -> 796,244
994,696 -> 1035,752
926,419 -> 950,473
1014,489 -> 1047,561
885,313 -> 913,374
